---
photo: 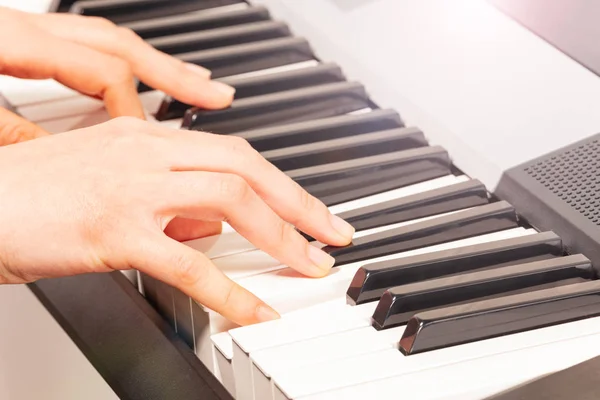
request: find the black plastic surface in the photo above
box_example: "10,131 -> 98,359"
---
373,254 -> 593,329
485,354 -> 600,400
324,201 -> 519,266
70,0 -> 242,24
28,272 -> 232,400
264,127 -> 426,171
175,36 -> 314,80
156,62 -> 345,121
236,108 -> 404,152
347,231 -> 564,305
400,280 -> 600,355
496,132 -> 600,276
147,20 -> 291,56
183,81 -> 368,134
289,146 -> 451,206
338,179 -> 488,232
122,6 -> 271,39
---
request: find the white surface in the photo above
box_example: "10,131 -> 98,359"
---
289,318 -> 600,399
251,0 -> 600,190
0,285 -> 118,400
0,0 -> 53,13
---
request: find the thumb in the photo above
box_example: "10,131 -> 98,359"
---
127,231 -> 280,326
0,107 -> 49,146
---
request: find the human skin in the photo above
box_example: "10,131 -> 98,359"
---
0,118 -> 355,326
0,6 -> 235,144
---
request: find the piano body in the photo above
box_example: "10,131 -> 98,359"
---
2,0 -> 600,399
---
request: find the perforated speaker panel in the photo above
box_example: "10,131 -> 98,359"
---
496,133 -> 600,273
523,138 -> 600,225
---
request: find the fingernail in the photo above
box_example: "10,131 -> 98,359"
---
256,304 -> 280,322
330,214 -> 355,241
185,62 -> 212,78
209,80 -> 236,97
307,245 -> 335,273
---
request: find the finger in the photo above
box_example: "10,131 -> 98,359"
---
156,171 -> 335,277
162,130 -> 355,247
27,13 -> 235,109
130,231 -> 280,326
0,23 -> 144,119
164,218 -> 222,242
0,107 -> 50,146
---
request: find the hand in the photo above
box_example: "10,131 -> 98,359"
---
0,7 -> 235,145
0,118 -> 355,326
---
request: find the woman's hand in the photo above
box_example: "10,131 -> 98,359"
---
0,118 -> 355,326
0,7 -> 235,144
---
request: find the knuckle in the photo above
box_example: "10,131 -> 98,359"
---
226,135 -> 258,162
218,174 -> 251,203
299,187 -> 317,213
116,26 -> 142,43
89,16 -> 116,29
0,123 -> 30,145
172,253 -> 204,286
220,282 -> 237,309
276,220 -> 296,246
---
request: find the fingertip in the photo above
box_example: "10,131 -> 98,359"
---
328,214 -> 356,245
255,303 -> 281,323
184,62 -> 212,79
184,80 -> 235,110
306,245 -> 335,277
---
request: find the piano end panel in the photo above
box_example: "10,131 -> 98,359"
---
495,132 -> 600,275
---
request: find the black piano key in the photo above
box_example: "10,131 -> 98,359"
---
399,280 -> 600,355
122,5 -> 271,39
182,81 -> 369,133
372,254 -> 593,330
237,108 -> 404,152
288,146 -> 451,206
70,0 -> 242,24
338,179 -> 488,232
156,62 -> 345,121
323,201 -> 519,266
299,179 -> 487,242
347,231 -> 563,306
264,127 -> 426,171
146,20 -> 291,56
175,36 -> 315,80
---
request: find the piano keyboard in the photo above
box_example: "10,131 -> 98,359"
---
4,1 -> 600,399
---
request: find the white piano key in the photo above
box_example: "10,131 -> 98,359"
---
211,332 -> 236,396
21,90 -> 165,124
214,227 -> 532,399
0,77 -> 77,107
19,96 -> 104,122
230,300 -> 377,400
198,227 -> 531,380
251,325 -> 404,400
38,109 -> 112,134
288,317 -> 600,400
222,60 -> 319,80
185,174 -> 469,260
212,211 -> 453,282
0,0 -> 54,13
237,227 -> 532,313
183,231 -> 257,260
327,174 -> 467,215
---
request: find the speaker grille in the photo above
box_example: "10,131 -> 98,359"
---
523,138 -> 600,225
